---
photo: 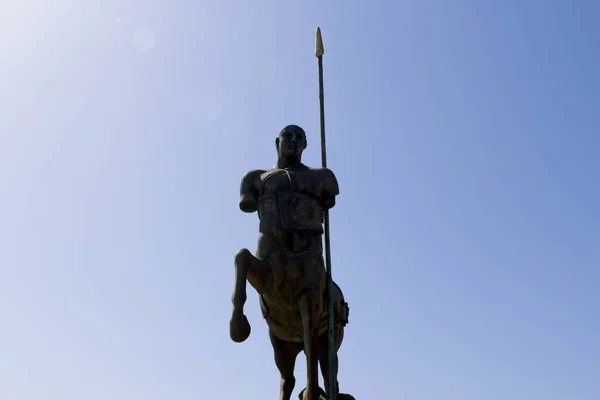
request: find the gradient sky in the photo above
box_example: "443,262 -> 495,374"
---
1,1 -> 599,399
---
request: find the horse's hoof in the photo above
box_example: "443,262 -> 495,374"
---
338,394 -> 356,400
298,387 -> 330,400
230,313 -> 251,343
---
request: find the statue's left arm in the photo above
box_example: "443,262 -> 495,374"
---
321,168 -> 340,210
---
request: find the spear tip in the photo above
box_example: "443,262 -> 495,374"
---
315,27 -> 324,57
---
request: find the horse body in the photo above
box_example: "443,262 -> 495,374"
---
259,261 -> 348,344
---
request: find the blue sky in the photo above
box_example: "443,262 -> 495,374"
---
1,0 -> 599,399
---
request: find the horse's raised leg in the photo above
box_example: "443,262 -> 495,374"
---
299,295 -> 321,400
230,248 -> 270,343
270,332 -> 302,400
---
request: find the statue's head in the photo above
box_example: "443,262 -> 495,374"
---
276,125 -> 307,160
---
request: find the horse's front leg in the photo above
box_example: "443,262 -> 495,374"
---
230,248 -> 270,343
299,295 -> 321,400
270,332 -> 302,400
318,329 -> 340,398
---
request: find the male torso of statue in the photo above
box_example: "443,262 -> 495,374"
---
249,165 -> 337,257
240,124 -> 338,257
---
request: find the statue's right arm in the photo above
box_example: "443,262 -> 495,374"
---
239,169 -> 263,213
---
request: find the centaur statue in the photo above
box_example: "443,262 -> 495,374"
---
229,124 -> 355,400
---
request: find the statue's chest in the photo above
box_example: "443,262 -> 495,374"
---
258,169 -> 324,234
260,169 -> 322,197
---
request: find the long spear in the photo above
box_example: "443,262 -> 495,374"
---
315,27 -> 337,400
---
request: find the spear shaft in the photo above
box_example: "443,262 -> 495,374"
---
315,27 -> 337,400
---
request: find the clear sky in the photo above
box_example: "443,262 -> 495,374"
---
1,1 -> 599,399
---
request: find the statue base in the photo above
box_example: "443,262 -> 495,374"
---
298,387 -> 356,400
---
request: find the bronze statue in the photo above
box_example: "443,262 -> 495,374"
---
230,124 -> 355,400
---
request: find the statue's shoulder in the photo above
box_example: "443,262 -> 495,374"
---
308,166 -> 337,181
240,169 -> 267,198
242,169 -> 267,182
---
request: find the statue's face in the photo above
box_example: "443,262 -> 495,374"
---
276,125 -> 307,158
